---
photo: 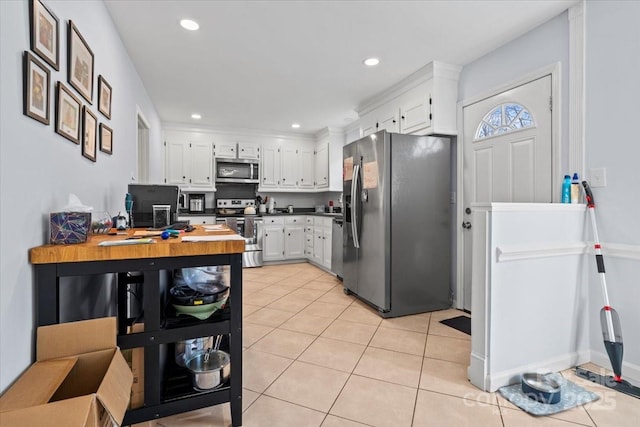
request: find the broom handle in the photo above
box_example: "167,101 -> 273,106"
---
582,181 -> 617,342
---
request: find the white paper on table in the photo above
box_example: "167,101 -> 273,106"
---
202,224 -> 227,231
182,235 -> 245,242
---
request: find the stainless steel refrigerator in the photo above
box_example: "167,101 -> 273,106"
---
343,130 -> 451,317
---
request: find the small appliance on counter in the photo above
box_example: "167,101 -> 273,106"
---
189,194 -> 205,213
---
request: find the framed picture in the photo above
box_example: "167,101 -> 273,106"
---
82,106 -> 97,162
23,51 -> 50,125
99,123 -> 113,155
97,75 -> 112,119
30,0 -> 59,70
68,21 -> 94,104
55,82 -> 82,144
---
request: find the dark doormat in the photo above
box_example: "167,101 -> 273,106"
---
439,315 -> 471,335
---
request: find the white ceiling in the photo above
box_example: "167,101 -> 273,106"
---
104,0 -> 576,136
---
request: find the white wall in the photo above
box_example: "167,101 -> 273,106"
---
458,11 -> 570,174
584,0 -> 640,380
0,0 -> 163,392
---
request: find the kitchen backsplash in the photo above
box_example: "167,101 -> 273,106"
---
180,190 -> 343,211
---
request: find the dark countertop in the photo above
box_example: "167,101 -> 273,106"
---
178,209 -> 342,219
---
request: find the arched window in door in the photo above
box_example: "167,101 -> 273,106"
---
474,103 -> 534,140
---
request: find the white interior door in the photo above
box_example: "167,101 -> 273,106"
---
461,75 -> 553,311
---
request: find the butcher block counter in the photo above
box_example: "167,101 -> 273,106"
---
29,225 -> 245,426
30,225 -> 245,264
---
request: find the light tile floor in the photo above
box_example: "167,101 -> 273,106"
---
143,263 -> 639,427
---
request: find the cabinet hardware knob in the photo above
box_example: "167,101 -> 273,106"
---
401,115 -> 405,120
392,119 -> 396,124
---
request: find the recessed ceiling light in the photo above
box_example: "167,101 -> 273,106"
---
180,19 -> 199,31
291,123 -> 301,129
191,113 -> 201,119
363,57 -> 380,67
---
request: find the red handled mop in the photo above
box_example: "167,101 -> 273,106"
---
575,181 -> 640,398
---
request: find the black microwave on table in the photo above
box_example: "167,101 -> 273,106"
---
215,159 -> 259,184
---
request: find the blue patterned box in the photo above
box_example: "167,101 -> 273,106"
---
50,212 -> 91,244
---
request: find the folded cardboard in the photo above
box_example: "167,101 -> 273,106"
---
121,322 -> 144,409
0,317 -> 133,426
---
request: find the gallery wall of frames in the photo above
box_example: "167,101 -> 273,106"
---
24,0 -> 113,162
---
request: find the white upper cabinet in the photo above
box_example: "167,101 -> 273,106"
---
238,142 -> 260,160
213,140 -> 236,159
315,128 -> 345,192
164,130 -> 214,190
165,140 -> 188,186
357,61 -> 461,137
189,141 -> 214,186
259,139 -> 320,192
261,144 -> 281,188
299,146 -> 315,189
314,141 -> 329,188
280,145 -> 298,188
214,140 -> 259,160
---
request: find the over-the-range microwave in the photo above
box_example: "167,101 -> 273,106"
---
215,159 -> 259,184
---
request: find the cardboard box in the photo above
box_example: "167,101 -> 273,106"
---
0,318 -> 133,426
126,323 -> 144,409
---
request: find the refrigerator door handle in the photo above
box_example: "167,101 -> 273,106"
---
351,164 -> 360,249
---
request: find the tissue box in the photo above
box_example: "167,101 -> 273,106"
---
50,211 -> 91,244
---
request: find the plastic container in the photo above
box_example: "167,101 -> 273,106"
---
571,173 -> 580,204
561,175 -> 571,203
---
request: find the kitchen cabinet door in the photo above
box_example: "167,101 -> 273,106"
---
322,228 -> 332,268
214,141 -> 236,159
399,84 -> 432,134
165,140 -> 188,185
263,224 -> 284,261
261,145 -> 281,188
238,142 -> 259,160
313,228 -> 323,265
314,141 -> 329,188
284,223 -> 305,259
189,142 -> 213,187
299,146 -> 315,189
377,106 -> 400,133
280,146 -> 298,188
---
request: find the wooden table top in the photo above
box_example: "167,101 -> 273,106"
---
30,226 -> 245,264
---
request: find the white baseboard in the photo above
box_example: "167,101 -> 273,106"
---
469,350 -> 591,392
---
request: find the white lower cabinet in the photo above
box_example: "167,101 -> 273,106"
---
263,217 -> 285,261
305,217 -> 314,259
309,216 -> 332,270
284,216 -> 305,259
177,216 -> 216,225
263,216 -> 306,261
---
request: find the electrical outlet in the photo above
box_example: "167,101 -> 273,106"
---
590,167 -> 606,188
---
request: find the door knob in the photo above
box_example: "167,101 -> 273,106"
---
462,221 -> 472,229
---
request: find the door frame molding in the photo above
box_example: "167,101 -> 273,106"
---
454,63 -> 561,309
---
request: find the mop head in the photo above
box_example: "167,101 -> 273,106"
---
575,367 -> 640,399
499,372 -> 599,416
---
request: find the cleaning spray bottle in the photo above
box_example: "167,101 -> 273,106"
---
571,173 -> 580,204
561,175 -> 571,203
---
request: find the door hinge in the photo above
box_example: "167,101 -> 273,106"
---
429,97 -> 432,105
429,113 -> 432,120
164,178 -> 166,183
549,96 -> 553,111
164,141 -> 166,146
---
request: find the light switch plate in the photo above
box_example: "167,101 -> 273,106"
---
590,167 -> 607,187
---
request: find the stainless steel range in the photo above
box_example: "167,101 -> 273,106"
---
216,199 -> 263,267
